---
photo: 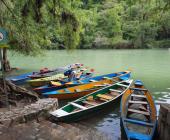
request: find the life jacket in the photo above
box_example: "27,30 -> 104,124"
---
64,69 -> 72,76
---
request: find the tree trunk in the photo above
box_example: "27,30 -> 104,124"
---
0,78 -> 39,107
2,48 -> 11,72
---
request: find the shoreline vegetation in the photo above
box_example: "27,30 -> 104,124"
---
0,0 -> 169,55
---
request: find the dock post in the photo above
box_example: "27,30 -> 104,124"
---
158,104 -> 170,140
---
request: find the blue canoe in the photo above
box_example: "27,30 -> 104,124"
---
7,72 -> 33,85
7,63 -> 84,85
7,71 -> 57,85
34,71 -> 131,93
120,80 -> 157,140
33,72 -> 94,93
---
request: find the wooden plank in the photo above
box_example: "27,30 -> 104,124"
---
70,102 -> 87,110
94,84 -> 106,87
86,96 -> 94,101
83,101 -> 98,106
102,77 -> 112,80
51,109 -> 69,116
64,89 -> 71,93
130,87 -> 148,91
89,79 -> 98,82
116,83 -> 128,87
75,89 -> 81,92
109,89 -> 122,93
51,81 -> 62,86
128,108 -> 150,116
78,80 -> 83,84
139,105 -> 147,111
131,94 -> 146,98
97,94 -> 112,100
124,118 -> 154,127
129,100 -> 148,105
110,92 -> 120,96
103,83 -> 112,86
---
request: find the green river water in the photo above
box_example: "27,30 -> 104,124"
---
8,49 -> 170,139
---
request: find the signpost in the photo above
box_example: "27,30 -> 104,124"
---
0,28 -> 9,108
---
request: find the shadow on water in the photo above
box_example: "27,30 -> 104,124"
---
154,90 -> 170,116
60,100 -> 122,140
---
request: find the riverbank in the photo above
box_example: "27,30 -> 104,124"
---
0,120 -> 110,140
0,98 -> 110,140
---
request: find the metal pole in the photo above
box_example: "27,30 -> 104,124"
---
0,48 -> 9,109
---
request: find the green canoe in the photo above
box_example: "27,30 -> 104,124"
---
50,79 -> 133,122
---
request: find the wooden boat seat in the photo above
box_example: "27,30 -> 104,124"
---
89,79 -> 98,82
51,81 -> 62,86
82,100 -> 98,106
131,94 -> 147,98
128,108 -> 150,116
109,89 -> 122,93
128,131 -> 153,140
70,102 -> 87,110
51,109 -> 69,116
103,83 -> 112,86
139,105 -> 147,111
129,100 -> 148,105
86,96 -> 94,101
104,93 -> 114,97
124,118 -> 154,127
116,83 -> 128,87
75,89 -> 81,92
97,94 -> 112,100
94,84 -> 106,87
65,82 -> 73,85
64,89 -> 71,93
109,92 -> 120,97
130,87 -> 148,91
102,77 -> 112,80
78,81 -> 83,84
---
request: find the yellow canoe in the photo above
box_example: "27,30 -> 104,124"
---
42,72 -> 130,99
27,74 -> 65,87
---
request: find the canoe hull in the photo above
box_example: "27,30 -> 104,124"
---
44,88 -> 100,100
52,95 -> 122,122
120,80 -> 157,140
28,81 -> 49,87
33,73 -> 93,93
50,80 -> 133,122
65,71 -> 131,86
7,72 -> 32,85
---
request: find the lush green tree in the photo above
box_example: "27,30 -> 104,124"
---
0,0 -> 170,57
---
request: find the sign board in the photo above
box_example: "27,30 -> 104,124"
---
0,28 -> 8,48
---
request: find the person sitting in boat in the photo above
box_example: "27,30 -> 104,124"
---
64,67 -> 77,81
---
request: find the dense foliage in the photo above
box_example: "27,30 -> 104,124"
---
0,0 -> 170,54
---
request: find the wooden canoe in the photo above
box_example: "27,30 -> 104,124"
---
7,63 -> 82,85
120,80 -> 157,140
28,68 -> 92,87
34,71 -> 131,93
64,71 -> 131,86
50,80 -> 133,122
27,74 -> 66,87
6,72 -> 33,85
42,72 -> 131,100
33,72 -> 93,93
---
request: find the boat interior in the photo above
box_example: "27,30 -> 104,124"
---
123,84 -> 156,136
56,76 -> 122,94
60,82 -> 130,114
